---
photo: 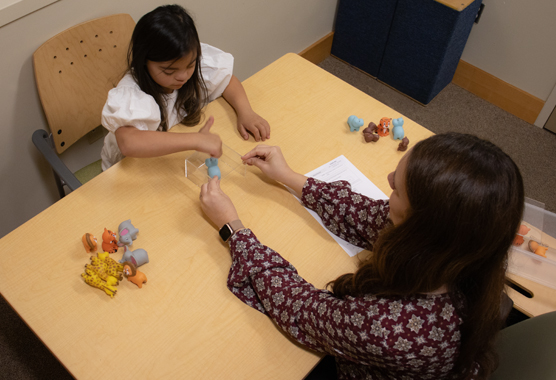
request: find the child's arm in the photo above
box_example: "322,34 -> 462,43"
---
115,116 -> 223,158
222,75 -> 270,142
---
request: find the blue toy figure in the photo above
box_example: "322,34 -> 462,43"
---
347,115 -> 364,132
392,117 -> 405,140
205,157 -> 221,179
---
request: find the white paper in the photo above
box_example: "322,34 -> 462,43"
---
290,155 -> 389,257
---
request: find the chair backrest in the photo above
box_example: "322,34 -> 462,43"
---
33,14 -> 135,154
490,310 -> 556,379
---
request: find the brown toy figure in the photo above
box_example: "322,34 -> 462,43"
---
123,261 -> 147,288
377,117 -> 391,137
102,228 -> 119,253
398,137 -> 410,151
82,233 -> 97,253
362,122 -> 379,142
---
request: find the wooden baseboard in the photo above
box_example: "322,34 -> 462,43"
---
298,32 -> 544,124
299,32 -> 334,65
452,60 -> 544,124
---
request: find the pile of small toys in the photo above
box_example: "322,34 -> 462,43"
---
347,115 -> 409,151
81,219 -> 149,297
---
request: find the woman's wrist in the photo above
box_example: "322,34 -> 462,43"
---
219,219 -> 244,242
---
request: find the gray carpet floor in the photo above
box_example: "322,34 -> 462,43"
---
1,55 -> 555,379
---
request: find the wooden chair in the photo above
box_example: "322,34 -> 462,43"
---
32,14 -> 135,198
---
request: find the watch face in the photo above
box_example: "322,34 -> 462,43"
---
219,224 -> 233,242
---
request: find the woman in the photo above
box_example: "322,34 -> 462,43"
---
199,133 -> 524,379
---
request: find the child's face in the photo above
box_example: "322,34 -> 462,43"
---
387,151 -> 411,226
147,51 -> 197,93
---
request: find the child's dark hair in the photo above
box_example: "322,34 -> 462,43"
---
330,133 -> 524,379
128,4 -> 207,129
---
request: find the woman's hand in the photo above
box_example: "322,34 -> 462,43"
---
237,110 -> 270,142
197,116 -> 223,157
242,145 -> 307,197
200,176 -> 239,229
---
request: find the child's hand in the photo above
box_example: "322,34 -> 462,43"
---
237,110 -> 270,142
198,116 -> 223,157
200,176 -> 239,229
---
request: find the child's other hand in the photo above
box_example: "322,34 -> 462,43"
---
198,116 -> 223,157
200,176 -> 239,229
237,110 -> 270,142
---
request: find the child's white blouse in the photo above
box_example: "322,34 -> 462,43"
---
100,43 -> 233,170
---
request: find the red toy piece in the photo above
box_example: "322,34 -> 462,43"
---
102,228 -> 119,253
377,117 -> 391,137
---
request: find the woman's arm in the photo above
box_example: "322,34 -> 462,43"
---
242,145 -> 390,249
222,75 -> 270,142
115,116 -> 223,158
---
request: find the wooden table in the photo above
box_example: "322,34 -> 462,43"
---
0,53 -> 545,379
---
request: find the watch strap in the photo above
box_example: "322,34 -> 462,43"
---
219,219 -> 244,242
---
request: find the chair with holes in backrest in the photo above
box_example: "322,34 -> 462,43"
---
32,14 -> 135,198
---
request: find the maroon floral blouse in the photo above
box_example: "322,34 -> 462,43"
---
227,178 -> 471,380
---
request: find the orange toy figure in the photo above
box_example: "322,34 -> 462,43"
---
102,228 -> 119,253
82,233 -> 97,253
528,241 -> 548,258
377,117 -> 391,137
512,235 -> 524,246
122,261 -> 147,288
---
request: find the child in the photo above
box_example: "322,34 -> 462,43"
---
199,133 -> 524,379
101,5 -> 270,171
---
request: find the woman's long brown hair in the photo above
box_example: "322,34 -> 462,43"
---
330,133 -> 524,379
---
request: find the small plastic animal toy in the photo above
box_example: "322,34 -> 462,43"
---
81,267 -> 118,298
398,137 -> 410,151
528,241 -> 548,258
123,261 -> 147,288
98,252 -> 124,281
82,233 -> 97,253
118,219 -> 139,247
205,157 -> 221,179
120,246 -> 149,267
347,115 -> 364,132
85,253 -> 122,283
102,228 -> 119,253
518,224 -> 531,235
391,117 -> 405,140
362,122 -> 379,142
512,235 -> 524,246
377,117 -> 391,137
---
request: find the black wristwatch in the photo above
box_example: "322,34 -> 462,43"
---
219,219 -> 244,242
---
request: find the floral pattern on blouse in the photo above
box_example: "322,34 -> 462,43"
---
227,178 -> 468,379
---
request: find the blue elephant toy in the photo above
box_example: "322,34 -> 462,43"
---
347,115 -> 364,132
392,117 -> 405,140
205,157 -> 221,179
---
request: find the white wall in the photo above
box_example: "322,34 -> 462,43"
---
461,0 -> 556,101
0,0 -> 338,238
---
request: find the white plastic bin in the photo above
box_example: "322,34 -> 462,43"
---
508,199 -> 556,289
